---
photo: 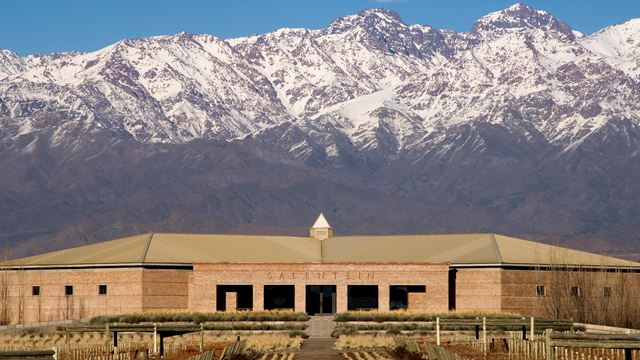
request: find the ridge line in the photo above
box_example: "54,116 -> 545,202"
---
490,233 -> 504,263
140,233 -> 154,263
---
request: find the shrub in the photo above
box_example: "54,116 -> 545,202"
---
385,325 -> 401,335
89,311 -> 309,324
334,310 -> 521,322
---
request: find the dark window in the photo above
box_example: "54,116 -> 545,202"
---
216,285 -> 253,311
65,285 -> 73,296
32,286 -> 40,296
390,285 -> 427,310
264,285 -> 295,310
604,287 -> 612,298
347,285 -> 378,311
536,285 -> 546,296
98,285 -> 107,295
570,286 -> 581,297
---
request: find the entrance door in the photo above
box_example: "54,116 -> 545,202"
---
305,285 -> 336,315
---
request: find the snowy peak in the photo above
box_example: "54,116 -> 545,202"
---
325,8 -> 448,60
328,8 -> 405,33
581,18 -> 640,78
472,2 -> 574,39
0,49 -> 27,78
1,5 -> 640,156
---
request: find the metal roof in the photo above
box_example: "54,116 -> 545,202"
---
9,232 -> 640,268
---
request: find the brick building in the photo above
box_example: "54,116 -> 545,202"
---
3,214 -> 640,324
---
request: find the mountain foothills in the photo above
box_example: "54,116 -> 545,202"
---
2,3 -> 640,259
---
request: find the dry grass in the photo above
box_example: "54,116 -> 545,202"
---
0,330 -> 302,351
0,330 -> 125,348
243,334 -> 302,352
335,334 -> 396,350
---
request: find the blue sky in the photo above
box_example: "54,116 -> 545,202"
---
3,0 -> 640,56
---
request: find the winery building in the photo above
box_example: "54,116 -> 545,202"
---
4,214 -> 640,324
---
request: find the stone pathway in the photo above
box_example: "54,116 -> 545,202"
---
305,315 -> 336,338
297,316 -> 341,359
297,338 -> 343,359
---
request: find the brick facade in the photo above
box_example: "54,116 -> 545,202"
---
455,268 -> 502,312
3,263 -> 640,324
190,263 -> 450,314
2,268 -> 190,324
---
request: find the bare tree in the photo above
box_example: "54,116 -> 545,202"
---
539,245 -> 640,328
0,248 -> 12,325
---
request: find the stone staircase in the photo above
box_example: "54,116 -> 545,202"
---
306,315 -> 336,338
299,316 -> 341,359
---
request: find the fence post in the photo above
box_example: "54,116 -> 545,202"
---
105,322 -> 110,348
482,317 -> 487,356
545,328 -> 553,360
436,317 -> 440,346
530,317 -> 535,341
153,323 -> 157,355
65,328 -> 69,355
200,322 -> 204,352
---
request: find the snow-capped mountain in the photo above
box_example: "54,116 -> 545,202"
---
2,3 -> 640,259
581,19 -> 640,78
2,4 -> 639,156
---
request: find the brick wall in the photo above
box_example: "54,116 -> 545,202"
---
500,269 -> 640,319
4,268 -> 145,324
8,262 -> 636,325
190,263 -> 449,313
141,269 -> 190,311
2,267 -> 190,324
455,268 -> 502,312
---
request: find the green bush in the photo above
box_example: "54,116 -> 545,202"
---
89,311 -> 309,325
334,310 -> 522,322
385,325 -> 401,335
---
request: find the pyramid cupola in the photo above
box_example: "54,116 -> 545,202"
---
310,213 -> 333,240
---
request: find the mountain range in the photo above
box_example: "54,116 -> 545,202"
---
2,3 -> 640,259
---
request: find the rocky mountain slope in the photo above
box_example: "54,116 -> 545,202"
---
1,3 -> 640,259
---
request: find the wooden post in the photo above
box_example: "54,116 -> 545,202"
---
482,317 -> 487,356
65,328 -> 69,355
159,333 -> 165,356
530,317 -> 535,341
545,329 -> 553,360
436,317 -> 441,346
200,322 -> 204,352
105,323 -> 110,347
153,323 -> 157,355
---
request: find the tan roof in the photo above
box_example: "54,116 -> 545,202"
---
10,232 -> 640,268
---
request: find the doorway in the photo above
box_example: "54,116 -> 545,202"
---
305,285 -> 336,315
216,285 -> 253,311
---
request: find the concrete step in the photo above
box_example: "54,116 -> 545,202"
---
306,315 -> 337,338
296,338 -> 342,359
